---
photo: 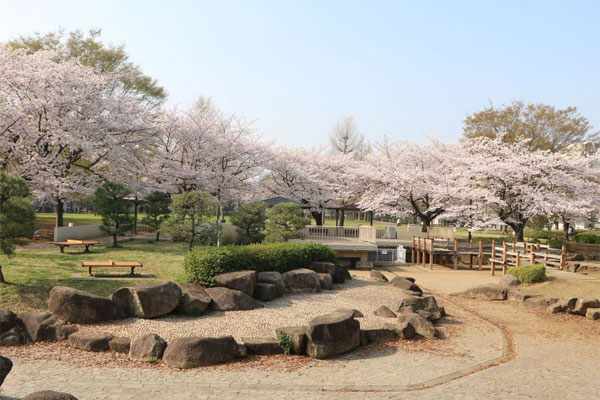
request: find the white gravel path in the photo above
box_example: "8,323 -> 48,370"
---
81,277 -> 411,341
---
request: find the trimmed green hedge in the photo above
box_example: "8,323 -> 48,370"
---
184,242 -> 338,286
573,233 -> 600,244
507,264 -> 546,283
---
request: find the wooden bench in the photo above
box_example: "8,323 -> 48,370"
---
82,260 -> 143,276
50,239 -> 99,253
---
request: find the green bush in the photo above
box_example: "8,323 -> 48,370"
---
276,331 -> 293,355
548,238 -> 570,252
507,264 -> 546,283
184,242 -> 338,286
573,233 -> 600,244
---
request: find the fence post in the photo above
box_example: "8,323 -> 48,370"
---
429,239 -> 434,270
411,237 -> 416,263
478,240 -> 483,270
502,242 -> 508,275
453,239 -> 459,270
516,252 -> 521,267
561,246 -> 566,270
491,240 -> 496,276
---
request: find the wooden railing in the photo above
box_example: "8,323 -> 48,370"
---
412,237 -> 565,275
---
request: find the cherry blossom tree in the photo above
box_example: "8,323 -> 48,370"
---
0,46 -> 157,226
453,135 -> 599,241
263,147 -> 333,225
357,138 -> 459,231
155,98 -> 271,220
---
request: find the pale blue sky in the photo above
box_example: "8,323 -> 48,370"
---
1,0 -> 598,147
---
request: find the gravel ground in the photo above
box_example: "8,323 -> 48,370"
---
80,276 -> 413,341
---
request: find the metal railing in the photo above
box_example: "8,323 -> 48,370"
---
301,226 -> 360,241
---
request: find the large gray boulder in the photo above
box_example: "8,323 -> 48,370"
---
396,295 -> 445,321
0,309 -> 16,334
0,310 -> 25,346
253,283 -> 280,302
0,355 -> 12,388
361,327 -> 399,344
389,277 -> 422,294
308,261 -> 336,276
112,281 -> 182,319
282,268 -> 321,293
373,305 -> 397,318
67,333 -> 112,352
586,308 -> 600,320
129,333 -> 167,362
162,336 -> 238,368
48,286 -> 118,324
206,287 -> 263,311
318,273 -> 333,290
23,391 -> 78,400
571,298 -> 600,316
16,312 -> 76,342
109,336 -> 131,354
452,284 -> 507,300
275,326 -> 307,355
333,265 -> 351,283
213,270 -> 257,296
499,274 -> 519,286
369,270 -> 388,282
179,284 -> 212,316
243,337 -> 283,355
305,311 -> 360,359
397,313 -> 437,338
257,271 -> 285,295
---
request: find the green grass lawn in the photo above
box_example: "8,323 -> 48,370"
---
0,241 -> 187,311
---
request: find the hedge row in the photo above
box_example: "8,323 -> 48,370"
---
573,233 -> 600,244
184,242 -> 338,286
507,264 -> 546,283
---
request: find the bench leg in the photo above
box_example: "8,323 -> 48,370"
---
85,245 -> 90,253
88,266 -> 92,276
59,245 -> 65,253
130,267 -> 135,277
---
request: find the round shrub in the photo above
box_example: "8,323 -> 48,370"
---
507,264 -> 546,283
183,242 -> 338,286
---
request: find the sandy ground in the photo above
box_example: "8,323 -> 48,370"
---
76,277 -> 422,341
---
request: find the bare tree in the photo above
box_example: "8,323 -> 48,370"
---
329,117 -> 369,156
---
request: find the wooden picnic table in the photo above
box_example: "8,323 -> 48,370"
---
82,260 -> 143,276
50,239 -> 99,253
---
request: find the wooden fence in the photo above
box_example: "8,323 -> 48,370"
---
412,238 -> 566,275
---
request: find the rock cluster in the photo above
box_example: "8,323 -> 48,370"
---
547,297 -> 600,320
0,310 -> 76,346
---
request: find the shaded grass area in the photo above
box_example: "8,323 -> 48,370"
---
0,241 -> 187,311
520,275 -> 600,299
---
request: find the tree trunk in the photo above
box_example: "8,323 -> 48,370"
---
220,204 -> 226,223
0,265 -> 5,284
55,198 -> 64,227
554,220 -> 559,230
311,211 -> 323,226
188,234 -> 195,251
133,197 -> 138,234
340,210 -> 345,227
156,231 -> 160,242
468,231 -> 473,242
563,221 -> 570,240
513,223 -> 525,241
420,216 -> 432,233
113,234 -> 118,247
501,225 -> 507,234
